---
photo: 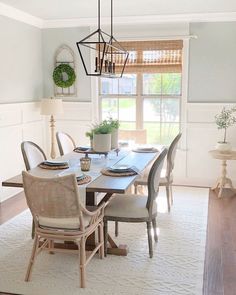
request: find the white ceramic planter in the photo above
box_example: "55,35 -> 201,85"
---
111,129 -> 119,149
93,133 -> 111,152
215,142 -> 231,152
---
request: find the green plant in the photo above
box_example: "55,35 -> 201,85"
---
85,131 -> 93,140
107,117 -> 120,129
53,64 -> 76,88
93,121 -> 113,134
215,106 -> 236,143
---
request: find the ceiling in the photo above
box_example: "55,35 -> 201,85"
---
1,0 -> 236,20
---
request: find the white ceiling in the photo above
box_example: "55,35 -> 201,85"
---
1,0 -> 236,20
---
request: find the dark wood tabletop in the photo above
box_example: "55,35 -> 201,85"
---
2,149 -> 161,194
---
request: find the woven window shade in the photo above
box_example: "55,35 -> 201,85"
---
113,40 -> 183,73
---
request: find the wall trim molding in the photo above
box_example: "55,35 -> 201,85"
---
43,12 -> 236,28
0,2 -> 43,28
1,3 -> 236,29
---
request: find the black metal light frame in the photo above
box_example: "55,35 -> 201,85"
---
76,0 -> 129,78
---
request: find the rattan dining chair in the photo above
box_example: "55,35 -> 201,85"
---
56,132 -> 76,156
104,148 -> 167,258
21,141 -> 47,171
22,172 -> 105,288
134,133 -> 182,212
21,141 -> 47,238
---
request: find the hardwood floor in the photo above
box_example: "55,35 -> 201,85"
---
1,188 -> 236,294
203,189 -> 236,295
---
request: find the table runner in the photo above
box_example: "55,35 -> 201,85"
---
62,150 -> 128,204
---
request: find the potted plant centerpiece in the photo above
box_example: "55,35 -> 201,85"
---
215,106 -> 236,151
85,130 -> 94,149
107,117 -> 120,149
93,121 -> 113,152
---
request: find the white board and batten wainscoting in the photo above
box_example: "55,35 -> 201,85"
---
1,100 -> 236,202
0,101 -> 92,203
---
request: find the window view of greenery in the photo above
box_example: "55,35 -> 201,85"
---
100,72 -> 181,145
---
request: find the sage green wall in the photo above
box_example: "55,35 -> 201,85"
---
0,16 -> 43,103
42,27 -> 91,101
189,22 -> 236,102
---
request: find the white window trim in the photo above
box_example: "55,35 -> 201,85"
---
91,35 -> 189,147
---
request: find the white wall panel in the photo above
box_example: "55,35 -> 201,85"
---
0,102 -> 44,202
1,101 -> 236,202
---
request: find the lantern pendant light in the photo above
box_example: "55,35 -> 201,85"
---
76,0 -> 129,78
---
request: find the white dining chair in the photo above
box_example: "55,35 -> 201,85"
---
134,133 -> 182,212
22,172 -> 105,288
104,148 -> 167,258
56,132 -> 76,156
21,141 -> 47,171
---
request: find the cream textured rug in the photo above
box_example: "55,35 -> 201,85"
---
0,187 -> 209,295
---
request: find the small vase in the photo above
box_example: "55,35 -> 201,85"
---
93,133 -> 111,152
111,129 -> 119,149
215,142 -> 231,152
90,139 -> 93,150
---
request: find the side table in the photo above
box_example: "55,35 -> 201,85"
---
209,150 -> 236,198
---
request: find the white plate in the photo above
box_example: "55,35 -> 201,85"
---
58,168 -> 84,178
108,164 -> 132,172
44,160 -> 68,166
136,146 -> 154,151
133,147 -> 158,153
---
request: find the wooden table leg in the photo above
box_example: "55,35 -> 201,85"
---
86,192 -> 128,256
211,177 -> 220,191
214,160 -> 236,198
106,235 -> 128,256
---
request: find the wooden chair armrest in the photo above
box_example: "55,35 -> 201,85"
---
82,202 -> 106,226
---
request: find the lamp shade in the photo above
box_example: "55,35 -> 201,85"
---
40,98 -> 64,116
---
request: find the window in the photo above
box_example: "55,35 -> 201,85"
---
99,40 -> 182,145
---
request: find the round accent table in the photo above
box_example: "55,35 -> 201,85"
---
209,149 -> 236,198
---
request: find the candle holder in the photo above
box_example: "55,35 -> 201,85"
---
80,157 -> 91,171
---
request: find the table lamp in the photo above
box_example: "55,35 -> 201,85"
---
40,97 -> 64,159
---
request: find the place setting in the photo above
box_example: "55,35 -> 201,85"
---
38,160 -> 69,170
101,164 -> 140,177
132,145 -> 160,153
58,168 -> 92,185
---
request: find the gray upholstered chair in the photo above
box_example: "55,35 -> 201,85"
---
56,132 -> 76,156
134,133 -> 182,212
22,172 -> 105,288
104,148 -> 167,258
21,141 -> 47,171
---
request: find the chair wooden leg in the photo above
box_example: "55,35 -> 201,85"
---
25,234 -> 39,281
115,221 -> 119,237
134,184 -> 138,194
166,185 -> 171,212
152,218 -> 158,243
31,220 -> 35,239
98,223 -> 104,259
104,219 -> 108,257
49,240 -> 54,255
170,184 -> 173,205
146,221 -> 153,258
79,237 -> 86,288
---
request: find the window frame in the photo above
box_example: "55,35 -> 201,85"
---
99,71 -> 182,144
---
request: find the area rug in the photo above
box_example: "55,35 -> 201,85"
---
0,187 -> 209,295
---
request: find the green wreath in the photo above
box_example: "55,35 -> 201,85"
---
53,64 -> 76,88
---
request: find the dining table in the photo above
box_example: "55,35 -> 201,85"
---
2,147 -> 162,256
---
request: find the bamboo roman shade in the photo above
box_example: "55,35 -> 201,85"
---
113,40 -> 183,73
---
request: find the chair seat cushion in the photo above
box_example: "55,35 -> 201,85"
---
38,215 -> 90,230
105,194 -> 157,220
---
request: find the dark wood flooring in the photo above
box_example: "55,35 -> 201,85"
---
1,188 -> 236,295
203,189 -> 236,295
